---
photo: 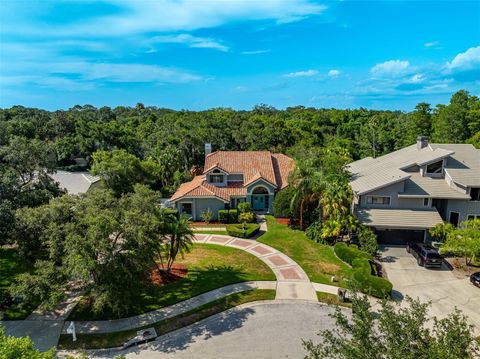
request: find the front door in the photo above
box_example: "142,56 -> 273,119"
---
252,195 -> 265,210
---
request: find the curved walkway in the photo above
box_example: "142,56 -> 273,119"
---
61,233 -> 318,335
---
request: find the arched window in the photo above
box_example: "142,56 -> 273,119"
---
252,186 -> 269,194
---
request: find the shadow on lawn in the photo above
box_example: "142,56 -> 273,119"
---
68,266 -> 251,321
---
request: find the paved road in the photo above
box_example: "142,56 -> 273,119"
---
380,245 -> 480,335
85,302 -> 342,359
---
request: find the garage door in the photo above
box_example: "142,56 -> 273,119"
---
375,229 -> 424,245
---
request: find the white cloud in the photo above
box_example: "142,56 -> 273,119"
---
407,74 -> 425,83
328,69 -> 341,78
424,41 -> 439,48
5,0 -> 326,37
284,69 -> 318,78
370,60 -> 410,77
241,49 -> 270,55
149,34 -> 228,52
445,46 -> 480,71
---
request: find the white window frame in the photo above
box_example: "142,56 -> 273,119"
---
423,198 -> 430,207
366,195 -> 391,205
467,214 -> 480,221
209,174 -> 224,183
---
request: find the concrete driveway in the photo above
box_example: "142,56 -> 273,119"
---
380,245 -> 480,335
85,301 -> 344,359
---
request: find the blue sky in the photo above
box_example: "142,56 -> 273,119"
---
0,0 -> 479,111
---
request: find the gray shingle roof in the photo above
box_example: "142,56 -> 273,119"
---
430,143 -> 480,187
400,172 -> 471,199
355,208 -> 443,229
49,171 -> 100,195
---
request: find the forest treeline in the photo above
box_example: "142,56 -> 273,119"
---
0,88 -> 478,206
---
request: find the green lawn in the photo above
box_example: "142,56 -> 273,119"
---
258,216 -> 353,286
316,291 -> 352,308
68,244 -> 275,320
0,247 -> 39,320
59,289 -> 275,350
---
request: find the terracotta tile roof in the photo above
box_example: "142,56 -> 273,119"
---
271,153 -> 295,189
171,151 -> 294,202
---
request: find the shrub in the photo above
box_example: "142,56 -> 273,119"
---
334,242 -> 392,298
237,202 -> 252,214
239,211 -> 255,225
272,187 -> 294,218
358,226 -> 379,256
226,223 -> 260,238
218,210 -> 229,223
228,209 -> 239,223
306,221 -> 323,243
200,208 -> 213,224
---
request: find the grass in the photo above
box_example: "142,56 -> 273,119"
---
0,247 -> 39,320
193,230 -> 229,235
58,289 -> 275,350
316,291 -> 352,308
68,244 -> 275,320
257,216 -> 353,287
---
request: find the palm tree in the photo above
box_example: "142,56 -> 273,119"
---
289,159 -> 325,229
163,214 -> 194,272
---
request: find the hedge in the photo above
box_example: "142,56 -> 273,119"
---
218,209 -> 239,224
226,223 -> 260,238
334,242 -> 392,298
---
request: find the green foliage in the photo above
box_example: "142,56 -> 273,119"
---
306,221 -> 323,243
440,219 -> 480,265
429,222 -> 455,242
200,208 -> 213,224
303,294 -> 479,359
238,211 -> 255,225
272,187 -> 294,217
237,202 -> 252,214
162,214 -> 194,272
218,210 -> 229,223
0,325 -> 56,359
91,149 -> 160,196
218,209 -> 239,224
357,226 -> 379,256
226,223 -> 260,238
228,209 -> 239,223
334,243 -> 391,298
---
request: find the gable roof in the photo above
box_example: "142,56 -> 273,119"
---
49,171 -> 100,195
171,151 -> 294,202
429,143 -> 480,187
348,144 -> 458,195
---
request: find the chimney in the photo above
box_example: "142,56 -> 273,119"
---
416,136 -> 428,150
205,143 -> 212,156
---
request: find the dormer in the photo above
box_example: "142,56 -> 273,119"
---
420,158 -> 446,178
204,165 -> 229,186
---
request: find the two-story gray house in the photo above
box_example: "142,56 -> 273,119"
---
348,137 -> 480,244
170,146 -> 294,220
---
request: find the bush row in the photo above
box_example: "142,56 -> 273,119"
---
334,242 -> 392,298
226,223 -> 260,238
218,209 -> 239,224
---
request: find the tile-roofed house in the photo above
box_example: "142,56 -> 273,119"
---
348,136 -> 480,244
49,170 -> 101,195
170,146 -> 294,220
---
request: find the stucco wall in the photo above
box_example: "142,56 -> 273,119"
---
397,197 -> 427,209
246,180 -> 276,213
176,197 -> 226,221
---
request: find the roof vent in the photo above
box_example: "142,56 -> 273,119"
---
416,136 -> 429,150
205,143 -> 212,156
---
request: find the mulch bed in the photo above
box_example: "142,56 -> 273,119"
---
149,264 -> 188,285
275,217 -> 291,225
